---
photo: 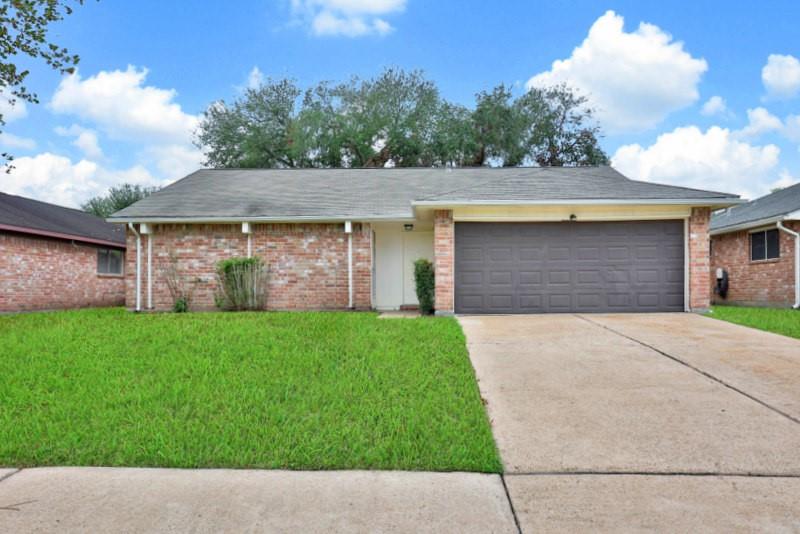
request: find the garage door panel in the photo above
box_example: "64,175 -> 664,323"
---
455,221 -> 685,313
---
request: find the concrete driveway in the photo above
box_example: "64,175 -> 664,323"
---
460,313 -> 800,532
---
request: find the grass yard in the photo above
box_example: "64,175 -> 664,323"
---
709,305 -> 800,340
0,309 -> 500,472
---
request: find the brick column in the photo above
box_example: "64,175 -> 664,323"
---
689,207 -> 711,311
434,210 -> 455,315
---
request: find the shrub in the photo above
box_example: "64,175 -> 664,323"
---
173,297 -> 189,313
215,257 -> 268,311
414,258 -> 435,315
162,252 -> 195,313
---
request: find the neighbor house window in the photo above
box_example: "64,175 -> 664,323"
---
750,229 -> 780,261
97,248 -> 124,275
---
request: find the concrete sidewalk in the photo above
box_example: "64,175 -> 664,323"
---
0,468 -> 518,533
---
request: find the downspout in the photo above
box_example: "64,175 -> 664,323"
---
147,234 -> 152,309
345,221 -> 353,309
128,223 -> 142,312
777,221 -> 800,309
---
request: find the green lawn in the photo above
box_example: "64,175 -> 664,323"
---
709,305 -> 800,340
0,309 -> 500,472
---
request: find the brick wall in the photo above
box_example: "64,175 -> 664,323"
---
0,231 -> 125,312
433,210 -> 454,314
688,207 -> 712,311
125,222 -> 372,311
710,221 -> 797,307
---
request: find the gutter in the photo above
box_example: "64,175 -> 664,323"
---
128,223 -> 142,312
710,215 -> 788,236
412,198 -> 744,207
776,221 -> 800,309
107,215 -> 416,224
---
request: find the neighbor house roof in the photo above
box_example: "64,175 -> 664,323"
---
0,192 -> 125,247
109,166 -> 741,222
710,181 -> 800,234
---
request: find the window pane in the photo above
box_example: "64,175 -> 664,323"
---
751,232 -> 766,261
766,229 -> 780,259
109,250 -> 123,274
97,249 -> 109,274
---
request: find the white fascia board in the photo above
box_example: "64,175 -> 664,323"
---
412,198 -> 744,207
107,215 -> 417,224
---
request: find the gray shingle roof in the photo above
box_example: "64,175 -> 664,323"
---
710,181 -> 800,232
0,192 -> 125,245
109,166 -> 740,221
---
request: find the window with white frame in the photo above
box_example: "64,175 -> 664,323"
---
750,229 -> 780,261
97,248 -> 124,275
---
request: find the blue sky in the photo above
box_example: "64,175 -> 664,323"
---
2,0 -> 800,207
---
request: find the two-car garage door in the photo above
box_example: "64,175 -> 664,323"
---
454,221 -> 685,314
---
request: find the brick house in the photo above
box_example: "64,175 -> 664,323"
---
0,192 -> 127,312
108,167 -> 740,314
710,182 -> 800,308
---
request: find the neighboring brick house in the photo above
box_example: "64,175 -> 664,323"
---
710,182 -> 800,308
108,167 -> 741,314
0,192 -> 126,312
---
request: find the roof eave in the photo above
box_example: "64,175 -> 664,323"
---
107,214 -> 417,224
710,210 -> 800,235
0,223 -> 125,248
412,198 -> 744,208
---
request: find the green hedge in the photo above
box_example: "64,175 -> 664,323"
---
414,258 -> 435,315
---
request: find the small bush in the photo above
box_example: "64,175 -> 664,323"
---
162,252 -> 195,313
216,257 -> 268,311
414,258 -> 435,315
173,297 -> 189,313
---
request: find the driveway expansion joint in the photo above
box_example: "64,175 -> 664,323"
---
500,474 -> 523,534
575,314 -> 800,426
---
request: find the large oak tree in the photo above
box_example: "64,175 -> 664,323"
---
195,68 -> 609,169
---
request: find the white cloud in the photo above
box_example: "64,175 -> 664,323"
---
783,114 -> 800,142
0,132 -> 36,151
144,143 -> 203,178
50,66 -> 199,143
700,95 -> 728,117
246,66 -> 264,89
734,107 -> 782,139
291,0 -> 404,37
1,152 -> 164,208
526,10 -> 707,134
762,54 -> 800,100
55,124 -> 104,159
612,125 -> 780,199
0,90 -> 28,123
770,169 -> 798,191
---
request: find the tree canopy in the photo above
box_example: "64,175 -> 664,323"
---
195,69 -> 609,169
82,183 -> 160,218
1,0 -> 85,162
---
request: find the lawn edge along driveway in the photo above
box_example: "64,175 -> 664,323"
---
0,309 -> 501,473
708,305 -> 800,340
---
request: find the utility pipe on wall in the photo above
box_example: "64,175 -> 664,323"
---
777,220 -> 800,309
140,224 -> 153,310
242,222 -> 253,257
128,223 -> 142,312
345,221 -> 353,309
